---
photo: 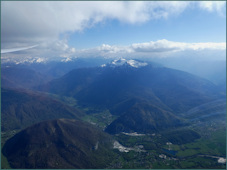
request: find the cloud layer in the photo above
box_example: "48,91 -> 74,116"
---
1,1 -> 226,48
199,1 -> 226,15
1,39 -> 225,64
1,1 -> 225,64
87,39 -> 226,59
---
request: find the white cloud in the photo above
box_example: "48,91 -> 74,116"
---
98,44 -> 133,54
1,1 -> 225,63
1,39 -> 225,63
131,40 -> 226,53
92,40 -> 226,55
56,39 -> 225,60
2,1 -> 225,48
131,40 -> 180,52
199,1 -> 226,15
1,1 -> 153,47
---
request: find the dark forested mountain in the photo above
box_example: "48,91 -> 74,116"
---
40,59 -> 222,114
1,88 -> 84,132
2,119 -> 115,169
38,58 -> 223,134
105,102 -> 183,134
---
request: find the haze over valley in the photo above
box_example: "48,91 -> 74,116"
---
1,1 -> 226,169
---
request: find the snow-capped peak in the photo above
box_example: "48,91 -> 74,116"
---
111,58 -> 127,66
126,59 -> 148,68
101,58 -> 148,68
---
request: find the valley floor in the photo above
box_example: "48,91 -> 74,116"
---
78,105 -> 226,169
109,122 -> 226,169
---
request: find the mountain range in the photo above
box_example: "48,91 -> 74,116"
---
1,58 -> 226,169
38,58 -> 224,134
1,67 -> 50,89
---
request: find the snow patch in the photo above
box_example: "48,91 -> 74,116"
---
107,58 -> 148,68
101,64 -> 106,67
127,59 -> 148,68
61,57 -> 72,62
36,58 -> 45,63
111,58 -> 127,66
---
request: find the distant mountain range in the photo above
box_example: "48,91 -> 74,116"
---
38,58 -> 224,134
1,58 -> 226,169
1,67 -> 50,89
1,57 -> 111,84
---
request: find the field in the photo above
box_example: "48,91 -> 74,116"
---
108,126 -> 226,169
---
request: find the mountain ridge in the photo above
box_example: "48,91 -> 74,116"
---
38,58 -> 223,134
2,119 -> 115,169
1,88 -> 84,132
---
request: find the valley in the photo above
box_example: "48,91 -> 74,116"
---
1,58 -> 226,169
77,105 -> 226,169
2,2 -> 226,169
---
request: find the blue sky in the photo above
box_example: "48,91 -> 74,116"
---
1,1 -> 226,63
69,6 -> 226,49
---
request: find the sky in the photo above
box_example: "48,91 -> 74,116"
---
1,1 -> 226,63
